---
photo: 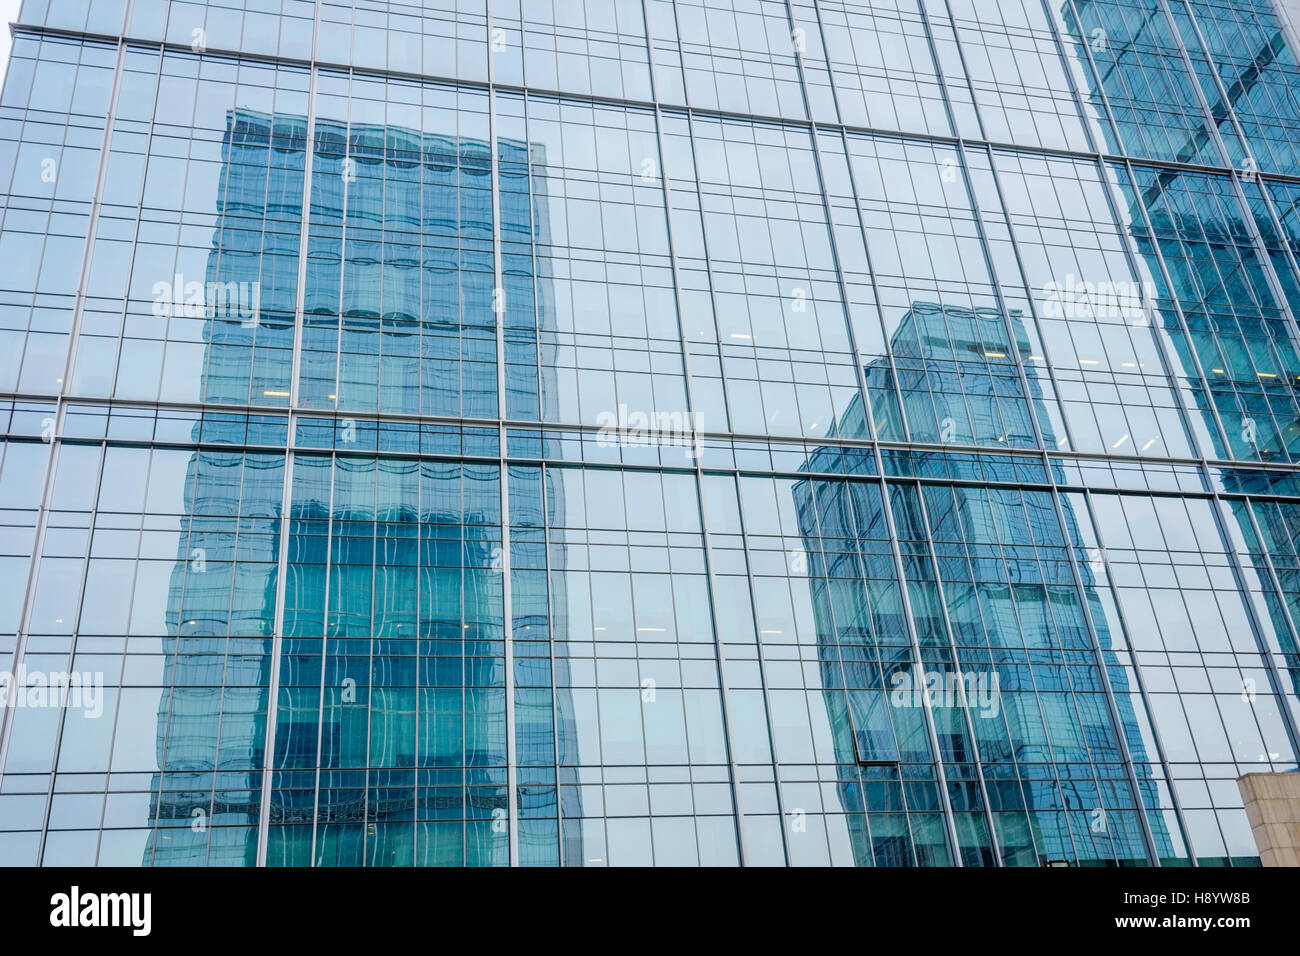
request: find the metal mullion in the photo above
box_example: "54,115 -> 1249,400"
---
482,0 -> 519,868
976,143 -> 1081,456
1023,501 -> 1143,867
945,533 -> 1045,865
688,462 -> 772,866
652,96 -> 736,435
541,463 -> 564,864
1157,0 -> 1248,168
1029,489 -> 1164,868
1222,172 -> 1300,457
1168,0 -> 1300,441
911,484 -> 1004,865
0,16 -> 135,794
695,19 -> 828,861
1101,157 -> 1234,461
361,470 -> 378,864
640,0 -> 750,865
1204,491 -> 1300,761
799,475 -> 885,864
496,435 -> 515,867
829,121 -> 920,445
964,491 -> 1086,866
360,468 -> 397,855
34,439 -> 110,863
363,103 -> 390,862
779,0 -> 895,444
309,454 -> 337,866
777,1 -> 965,851
801,0 -> 845,124
256,34 -> 318,866
138,440 -> 192,865
784,0 -> 963,862
108,97 -> 163,405
928,2 -> 1077,465
1044,485 -> 1163,865
949,144 -> 1060,459
920,0 -> 990,143
332,88 -> 350,417
142,449 -> 188,866
1238,495 -> 1300,685
658,235 -> 753,865
867,472 -> 964,863
58,7 -> 135,409
201,469 -> 245,868
640,478 -> 707,865
288,50 -> 320,414
1078,486 -> 1200,864
725,476 -> 793,865
0,391 -> 500,430
410,31 -> 426,861
513,88 -> 545,434
412,459 -> 422,866
508,76 -> 566,863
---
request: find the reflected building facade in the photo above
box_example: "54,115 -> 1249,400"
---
799,302 -> 1177,866
145,107 -> 577,865
2,0 -> 1300,867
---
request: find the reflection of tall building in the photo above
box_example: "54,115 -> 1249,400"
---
864,302 -> 1053,450
1211,470 -> 1300,701
798,302 -> 1175,865
1067,0 -> 1300,707
153,109 -> 574,865
1065,0 -> 1300,466
1061,0 -> 1300,466
153,449 -> 279,865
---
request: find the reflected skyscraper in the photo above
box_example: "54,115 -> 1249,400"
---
148,107 -> 576,865
797,302 -> 1175,865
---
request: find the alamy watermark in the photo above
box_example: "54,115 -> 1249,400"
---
0,668 -> 104,718
152,273 -> 261,325
50,886 -> 151,936
1041,275 -> 1153,324
595,405 -> 704,461
889,667 -> 1001,719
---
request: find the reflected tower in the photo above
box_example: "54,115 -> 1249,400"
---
796,301 -> 1176,865
153,108 -> 572,865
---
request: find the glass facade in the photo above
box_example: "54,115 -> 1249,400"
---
1,0 -> 1300,867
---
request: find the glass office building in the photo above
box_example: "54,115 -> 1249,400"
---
2,0 -> 1300,867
